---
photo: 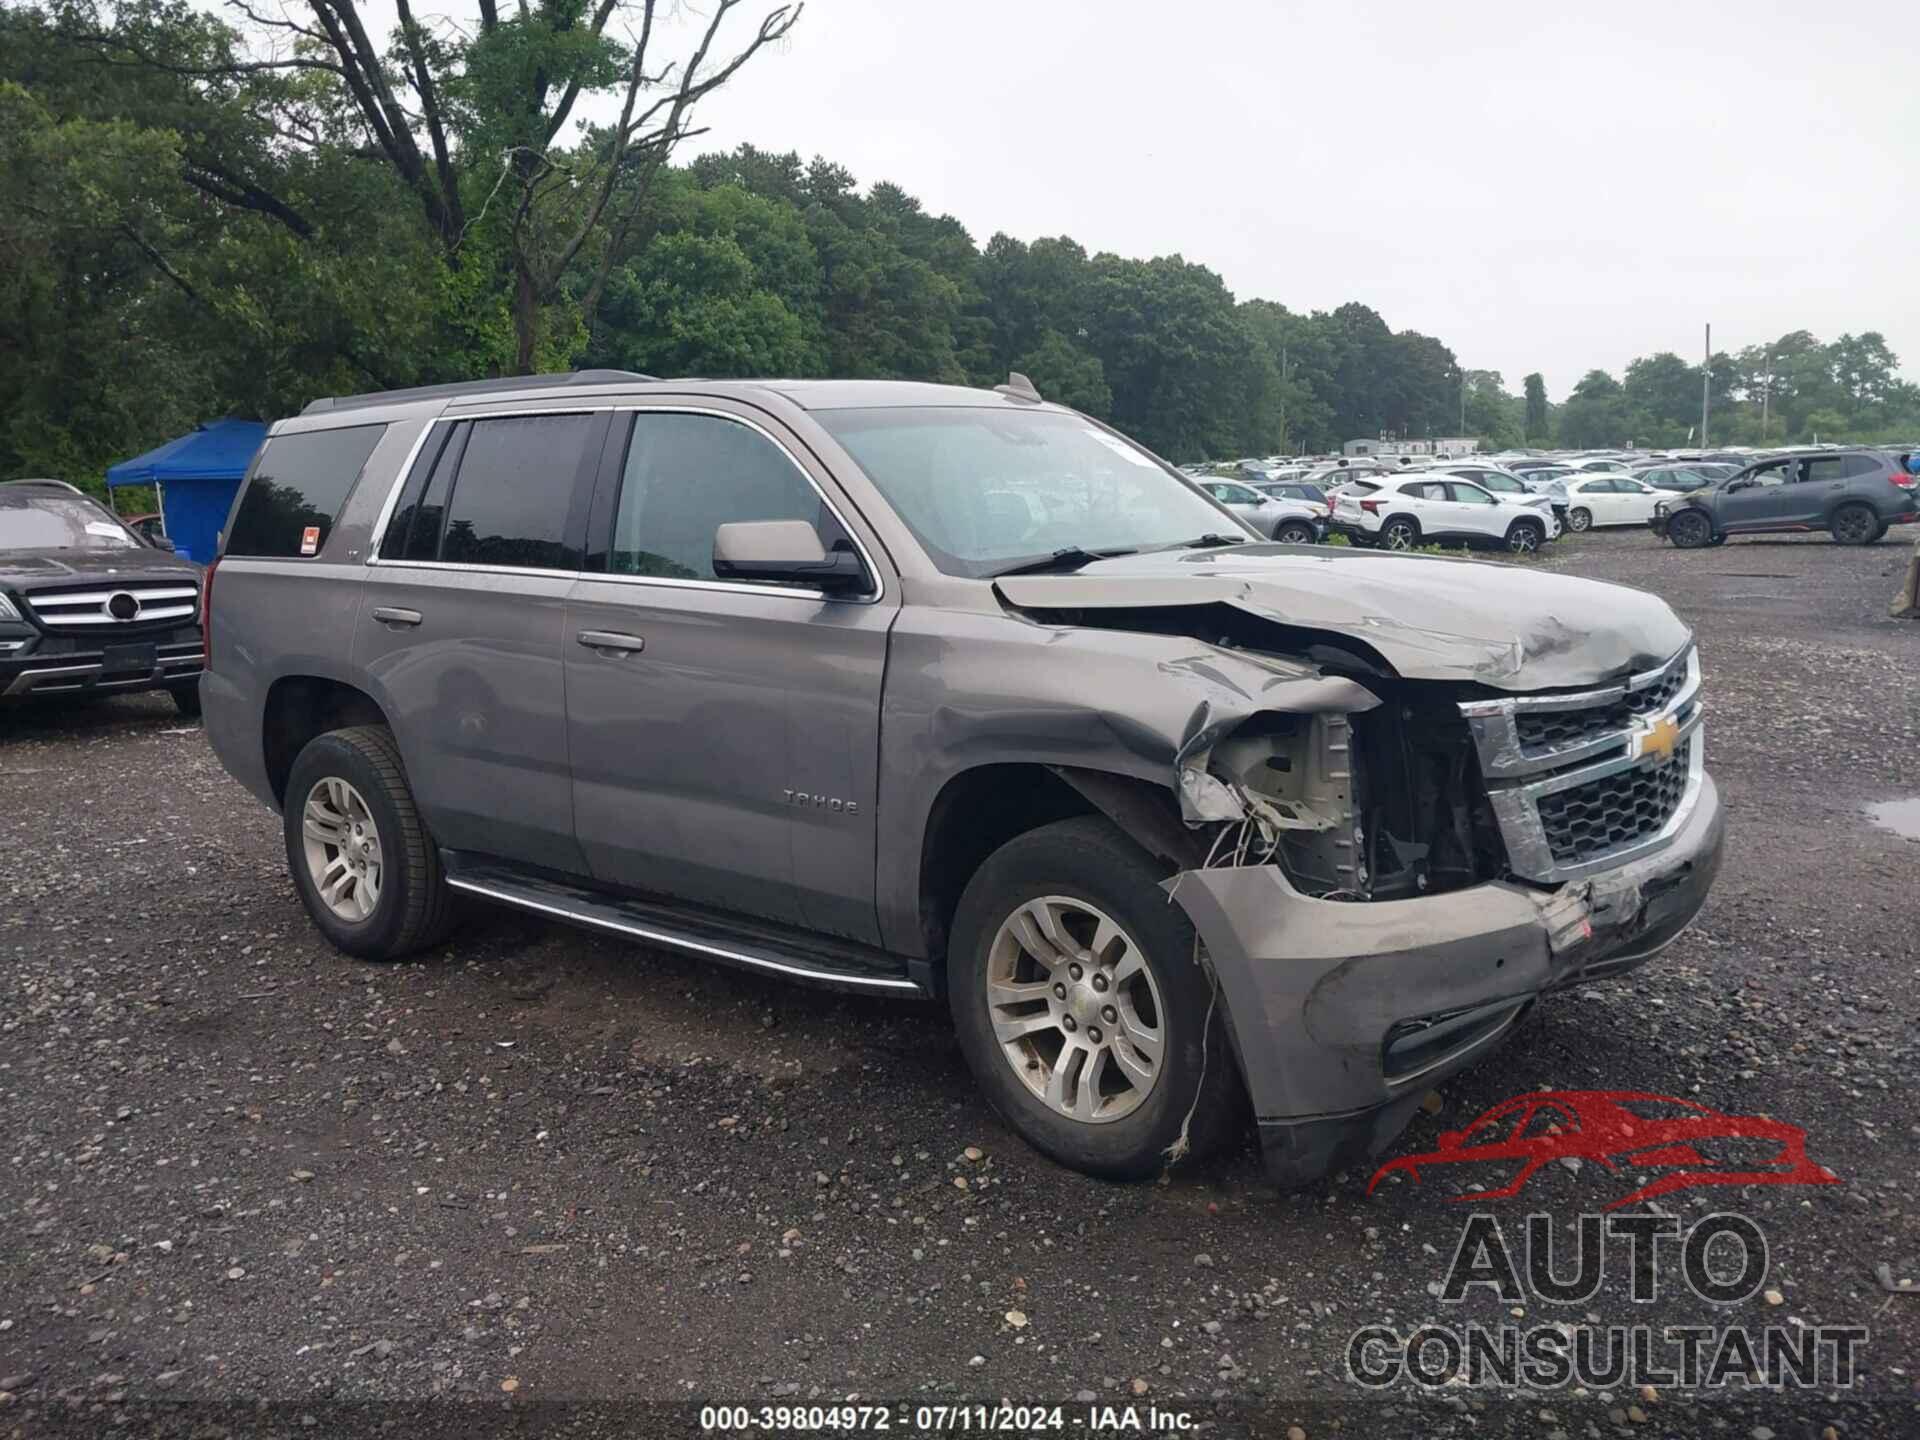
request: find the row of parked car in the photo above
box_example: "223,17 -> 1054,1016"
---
1192,444 -> 1920,553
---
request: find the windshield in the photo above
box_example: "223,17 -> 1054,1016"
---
815,407 -> 1244,577
0,492 -> 141,551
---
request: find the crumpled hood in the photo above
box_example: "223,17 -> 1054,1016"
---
993,544 -> 1691,691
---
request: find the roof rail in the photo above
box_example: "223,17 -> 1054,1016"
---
301,369 -> 657,417
0,477 -> 87,494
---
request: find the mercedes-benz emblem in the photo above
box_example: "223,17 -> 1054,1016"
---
107,591 -> 141,621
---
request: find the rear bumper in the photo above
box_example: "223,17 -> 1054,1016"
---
1168,772 -> 1725,1187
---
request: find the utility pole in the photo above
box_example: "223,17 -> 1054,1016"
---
1700,323 -> 1711,449
1460,373 -> 1468,434
1761,350 -> 1772,441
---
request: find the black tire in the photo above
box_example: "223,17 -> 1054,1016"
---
1666,509 -> 1713,550
1708,534 -> 1728,547
1566,506 -> 1593,533
948,816 -> 1247,1180
1504,518 -> 1545,554
1380,516 -> 1421,551
1830,503 -> 1878,546
283,725 -> 458,961
1274,520 -> 1317,545
167,683 -> 202,718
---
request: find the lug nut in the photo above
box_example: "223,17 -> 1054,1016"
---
1102,1005 -> 1117,1024
1062,1016 -> 1077,1032
1069,964 -> 1083,981
1053,983 -> 1068,1000
1088,1026 -> 1103,1044
1091,973 -> 1109,992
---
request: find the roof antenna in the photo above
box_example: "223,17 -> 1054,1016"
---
994,371 -> 1043,404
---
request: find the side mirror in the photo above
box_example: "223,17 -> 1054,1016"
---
712,520 -> 869,594
1725,478 -> 1753,493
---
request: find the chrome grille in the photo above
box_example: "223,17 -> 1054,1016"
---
1459,646 -> 1704,882
22,581 -> 199,632
1512,666 -> 1687,756
1537,739 -> 1692,864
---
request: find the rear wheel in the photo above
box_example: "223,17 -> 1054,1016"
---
283,726 -> 458,960
1380,516 -> 1420,551
1667,510 -> 1713,550
1274,520 -> 1317,545
1566,506 -> 1593,533
1505,518 -> 1545,554
1830,503 -> 1879,546
948,817 -> 1245,1179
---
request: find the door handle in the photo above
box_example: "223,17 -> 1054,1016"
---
372,606 -> 422,628
578,629 -> 645,655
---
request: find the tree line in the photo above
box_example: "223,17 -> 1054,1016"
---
4,0 -> 1915,498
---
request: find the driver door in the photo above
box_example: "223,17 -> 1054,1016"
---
562,404 -> 897,942
1719,460 -> 1797,530
1442,480 -> 1506,539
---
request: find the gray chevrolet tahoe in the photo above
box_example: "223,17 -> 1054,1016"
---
201,370 -> 1725,1186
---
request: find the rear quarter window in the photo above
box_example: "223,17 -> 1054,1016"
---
225,424 -> 386,557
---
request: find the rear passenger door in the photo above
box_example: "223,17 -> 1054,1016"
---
355,411 -> 608,875
563,405 -> 896,942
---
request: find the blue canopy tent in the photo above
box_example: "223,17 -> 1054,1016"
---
105,419 -> 266,563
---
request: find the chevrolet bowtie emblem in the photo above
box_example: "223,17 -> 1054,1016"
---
1637,714 -> 1680,764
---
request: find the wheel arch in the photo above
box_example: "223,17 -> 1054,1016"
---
263,675 -> 392,806
914,763 -> 1197,991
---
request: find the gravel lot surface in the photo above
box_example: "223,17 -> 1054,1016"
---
2,528 -> 1916,1438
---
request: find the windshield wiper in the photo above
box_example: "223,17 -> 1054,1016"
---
988,546 -> 1136,578
1170,533 -> 1248,549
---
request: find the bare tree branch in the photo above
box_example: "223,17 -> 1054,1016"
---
394,0 -> 465,238
540,0 -> 623,147
182,164 -> 317,239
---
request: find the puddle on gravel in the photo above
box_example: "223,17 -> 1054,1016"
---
1867,798 -> 1920,840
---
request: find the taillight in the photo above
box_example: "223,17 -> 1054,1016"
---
1360,498 -> 1381,515
200,558 -> 217,670
1890,472 -> 1915,490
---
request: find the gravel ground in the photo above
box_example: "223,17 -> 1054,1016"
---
1,528 -> 1916,1439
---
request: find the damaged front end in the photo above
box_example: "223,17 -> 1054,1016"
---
1000,581 -> 1724,1189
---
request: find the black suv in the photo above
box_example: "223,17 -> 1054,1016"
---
1650,449 -> 1919,548
0,480 -> 205,714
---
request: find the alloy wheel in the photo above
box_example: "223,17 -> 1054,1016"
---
1507,523 -> 1542,554
1567,507 -> 1592,532
1382,521 -> 1418,551
301,777 -> 384,922
985,896 -> 1165,1124
1831,505 -> 1876,545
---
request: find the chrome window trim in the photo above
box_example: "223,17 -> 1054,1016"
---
361,404 -> 886,606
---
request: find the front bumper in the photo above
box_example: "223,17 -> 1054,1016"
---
0,631 -> 205,701
1168,770 -> 1725,1187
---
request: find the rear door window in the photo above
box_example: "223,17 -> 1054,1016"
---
439,414 -> 598,570
225,424 -> 385,557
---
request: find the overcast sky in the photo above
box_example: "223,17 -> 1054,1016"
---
299,0 -> 1920,397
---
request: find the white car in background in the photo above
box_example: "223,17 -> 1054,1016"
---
1560,474 -> 1665,531
1329,474 -> 1560,553
1196,477 -> 1325,542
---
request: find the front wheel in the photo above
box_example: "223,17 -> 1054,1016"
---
1667,510 -> 1713,550
948,817 -> 1246,1179
1274,520 -> 1317,545
1505,519 -> 1545,554
1830,503 -> 1879,546
283,726 -> 458,960
1566,506 -> 1593,533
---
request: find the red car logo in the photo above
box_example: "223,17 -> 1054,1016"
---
1368,1090 -> 1839,1210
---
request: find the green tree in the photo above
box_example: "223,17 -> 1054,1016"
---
1523,373 -> 1550,442
1557,370 -> 1631,448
